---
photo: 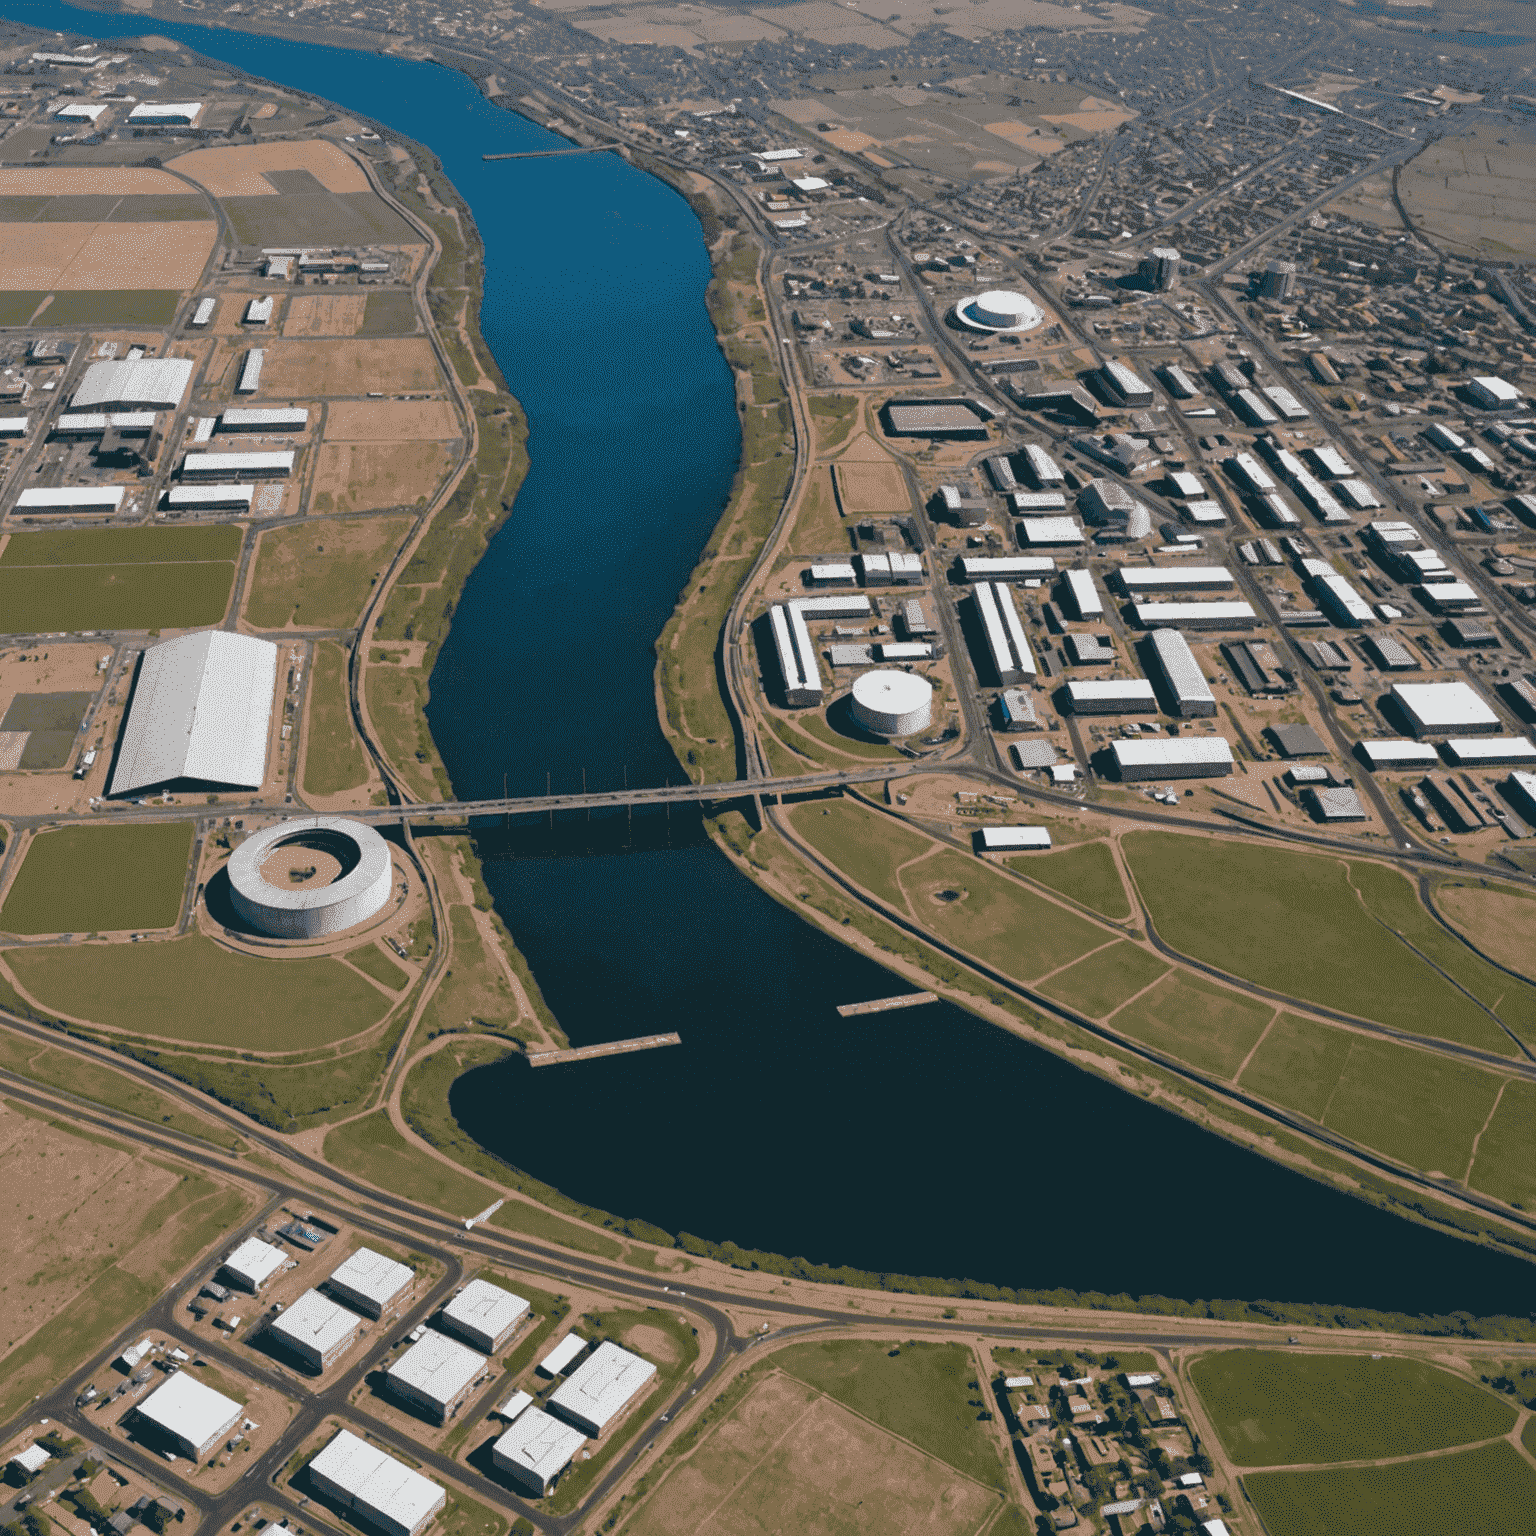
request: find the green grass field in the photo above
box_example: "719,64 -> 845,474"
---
897,850 -> 1107,985
1,823 -> 191,935
1109,969 -> 1274,1078
302,641 -> 371,796
1236,1014 -> 1508,1174
323,1110 -> 497,1218
0,525 -> 241,633
1122,834 -> 1516,1054
245,516 -> 410,630
1189,1350 -> 1516,1465
1467,1079 -> 1536,1209
8,934 -> 392,1048
39,291 -> 180,326
344,943 -> 408,991
1245,1441 -> 1536,1536
1008,840 -> 1131,920
773,1339 -> 1008,1491
1036,940 -> 1168,1017
358,290 -> 419,336
787,798 -> 935,906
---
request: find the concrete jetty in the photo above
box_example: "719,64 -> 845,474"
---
836,992 -> 938,1018
527,1032 -> 681,1068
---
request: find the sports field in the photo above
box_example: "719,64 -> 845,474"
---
621,1369 -> 1000,1536
1188,1349 -> 1516,1464
1,823 -> 191,935
1245,1441 -> 1536,1536
7,933 -> 392,1049
0,525 -> 240,633
246,516 -> 410,629
1122,833 -> 1520,1054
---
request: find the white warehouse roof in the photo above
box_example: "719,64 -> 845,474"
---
537,1332 -> 587,1377
442,1279 -> 529,1352
136,1372 -> 242,1457
269,1288 -> 361,1362
223,1236 -> 286,1290
15,486 -> 125,511
328,1247 -> 414,1315
72,357 -> 193,411
1357,739 -> 1440,768
128,101 -> 202,122
307,1429 -> 445,1536
222,407 -> 309,430
979,826 -> 1051,850
492,1408 -> 585,1493
549,1340 -> 657,1435
1112,737 -> 1234,774
110,632 -> 277,797
387,1331 -> 486,1410
182,451 -> 293,476
1392,681 -> 1500,735
958,556 -> 1056,580
1018,517 -> 1083,545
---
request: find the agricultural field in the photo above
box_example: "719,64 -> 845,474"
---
0,1099 -> 253,1421
1108,969 -> 1275,1078
7,933 -> 394,1049
0,525 -> 241,633
0,689 -> 94,771
0,823 -> 192,935
620,1369 -> 1001,1536
1398,124 -> 1536,258
309,442 -> 450,513
0,221 -> 214,291
357,290 -> 420,337
1245,1441 -> 1536,1536
1188,1349 -> 1517,1464
1122,833 -> 1524,1054
167,139 -> 372,196
246,516 -> 411,629
256,338 -> 443,398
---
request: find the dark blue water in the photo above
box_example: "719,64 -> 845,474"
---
10,0 -> 1535,1314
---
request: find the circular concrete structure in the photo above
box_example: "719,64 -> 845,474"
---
850,670 -> 934,738
953,288 -> 1044,334
227,817 -> 392,939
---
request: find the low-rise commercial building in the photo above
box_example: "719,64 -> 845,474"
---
491,1408 -> 585,1497
267,1289 -> 361,1371
326,1247 -> 414,1319
548,1340 -> 658,1437
307,1429 -> 445,1536
440,1279 -> 529,1354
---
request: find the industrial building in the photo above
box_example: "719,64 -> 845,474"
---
267,1288 -> 362,1372
972,582 -> 1035,685
859,551 -> 922,585
1066,633 -> 1115,665
976,826 -> 1051,851
548,1340 -> 658,1437
1468,375 -> 1521,411
135,1373 -> 243,1459
54,412 -> 154,436
440,1280 -> 530,1354
1159,364 -> 1199,399
385,1332 -> 488,1423
1233,388 -> 1279,427
228,820 -> 392,939
110,631 -> 278,797
165,484 -> 255,512
9,1445 -> 49,1479
1391,682 -> 1501,737
221,1237 -> 287,1292
768,603 -> 821,707
808,562 -> 855,586
1225,454 -> 1275,495
183,450 -> 294,478
1064,568 -> 1103,619
1078,479 -> 1153,540
881,399 -> 990,439
1505,769 -> 1536,822
1306,785 -> 1366,822
244,297 -> 274,326
1262,385 -> 1308,421
1309,570 -> 1374,627
1064,679 -> 1157,715
849,670 -> 932,737
957,556 -> 1055,581
1271,723 -> 1328,758
1097,360 -> 1153,407
1115,566 -> 1234,595
1111,738 -> 1234,780
1022,443 -> 1064,487
1366,635 -> 1418,671
128,101 -> 202,126
327,1246 -> 414,1318
1011,490 -> 1067,513
998,689 -> 1038,730
307,1429 -> 445,1536
1130,601 -> 1258,631
1146,630 -> 1216,717
15,486 -> 126,513
1018,517 -> 1083,546
491,1409 -> 585,1497
223,407 -> 309,431
72,357 -> 193,411
1357,739 -> 1440,770
237,350 -> 265,394
537,1333 -> 588,1377
191,297 -> 216,327
985,454 -> 1018,493
1441,737 -> 1536,767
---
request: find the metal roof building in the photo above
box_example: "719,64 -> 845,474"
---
110,632 -> 277,797
1018,516 -> 1083,546
977,826 -> 1051,851
537,1333 -> 588,1378
10,1445 -> 49,1477
385,1331 -> 487,1423
1010,490 -> 1068,513
165,484 -> 255,512
191,298 -> 216,327
441,1279 -> 529,1354
1356,739 -> 1441,769
267,1288 -> 361,1372
15,486 -> 125,512
1064,568 -> 1102,619
237,350 -> 265,394
491,1408 -> 585,1496
1023,443 -> 1064,486
182,450 -> 293,477
1441,736 -> 1536,766
1505,769 -> 1536,821
1116,566 -> 1233,594
54,411 -> 155,436
222,407 -> 310,431
1111,737 -> 1234,781
1064,679 -> 1157,715
135,1373 -> 242,1459
548,1340 -> 658,1437
957,556 -> 1055,581
1147,629 -> 1216,717
767,604 -> 820,708
1392,681 -> 1501,737
222,1236 -> 287,1292
1130,601 -> 1258,631
307,1429 -> 445,1536
72,357 -> 192,411
127,102 -> 202,125
972,582 -> 1032,685
327,1247 -> 414,1319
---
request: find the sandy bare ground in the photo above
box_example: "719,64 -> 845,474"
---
283,294 -> 367,337
324,399 -> 460,441
166,139 -> 369,196
310,442 -> 450,512
834,459 -> 910,512
0,167 -> 186,195
0,221 -> 216,290
259,338 -> 442,397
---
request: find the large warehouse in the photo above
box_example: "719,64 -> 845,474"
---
326,1247 -> 414,1319
71,357 -> 193,411
307,1429 -> 445,1536
385,1332 -> 487,1423
267,1289 -> 362,1372
491,1408 -> 585,1497
548,1340 -> 657,1437
221,1236 -> 287,1292
1111,737 -> 1235,781
1391,681 -> 1502,737
227,817 -> 393,939
110,631 -> 278,797
135,1372 -> 243,1459
440,1279 -> 530,1354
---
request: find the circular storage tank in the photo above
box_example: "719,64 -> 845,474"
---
954,288 -> 1045,334
227,816 -> 393,939
850,669 -> 934,738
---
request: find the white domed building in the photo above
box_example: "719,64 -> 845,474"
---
952,289 -> 1045,334
850,670 -> 933,738
227,817 -> 393,939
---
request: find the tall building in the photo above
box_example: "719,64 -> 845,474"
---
1141,246 -> 1180,291
1259,260 -> 1297,300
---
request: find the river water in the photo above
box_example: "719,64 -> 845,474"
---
6,0 -> 1534,1316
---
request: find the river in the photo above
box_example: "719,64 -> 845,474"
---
4,0 -> 1534,1317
